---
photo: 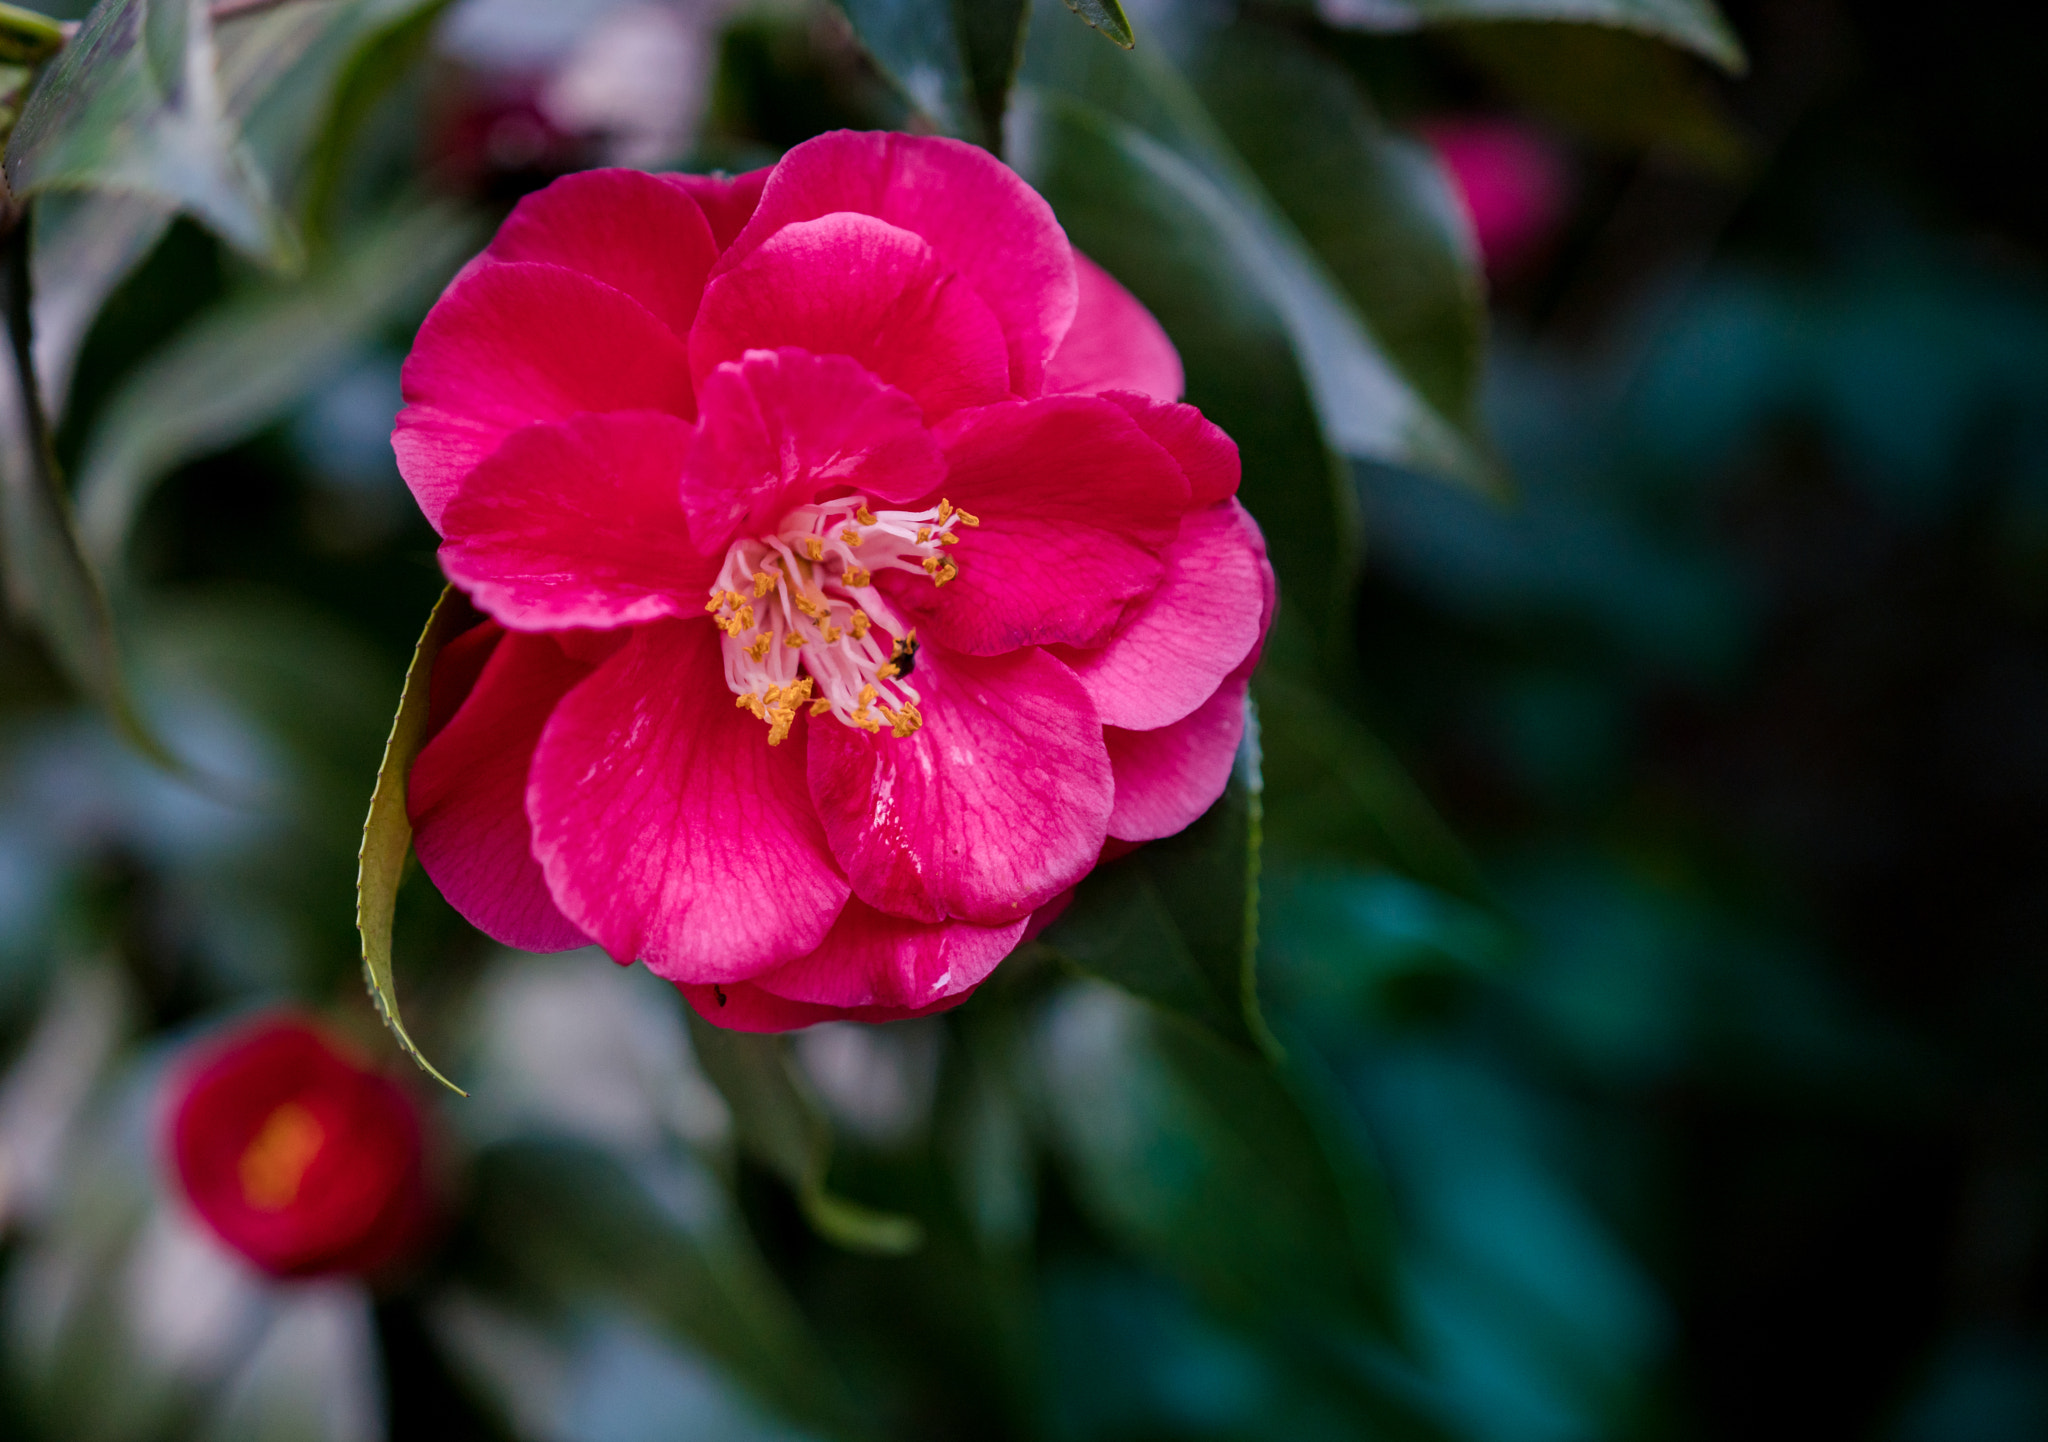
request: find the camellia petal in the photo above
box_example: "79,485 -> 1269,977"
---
411,630 -> 597,952
748,898 -> 1027,1009
440,410 -> 714,631
718,130 -> 1077,396
1057,501 -> 1270,731
691,213 -> 1013,420
1044,252 -> 1184,401
1098,391 -> 1242,508
683,348 -> 945,549
395,262 -> 698,530
807,645 -> 1113,925
485,168 -> 719,341
666,167 -> 771,252
880,396 -> 1187,655
528,619 -> 850,982
1105,669 -> 1251,843
675,978 -> 974,1031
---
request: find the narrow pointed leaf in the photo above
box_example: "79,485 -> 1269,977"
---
356,585 -> 467,1095
1061,0 -> 1134,48
1315,0 -> 1746,74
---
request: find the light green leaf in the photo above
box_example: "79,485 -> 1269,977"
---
1043,701 -> 1275,1055
1060,0 -> 1133,47
74,202 -> 480,569
1317,0 -> 1745,74
356,584 -> 466,1095
685,1014 -> 924,1256
0,210 -> 178,770
5,0 -> 296,266
1191,17 -> 1489,434
0,3 -> 66,66
1009,86 -> 1357,671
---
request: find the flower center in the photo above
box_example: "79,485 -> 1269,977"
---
708,494 -> 977,745
238,1100 -> 326,1211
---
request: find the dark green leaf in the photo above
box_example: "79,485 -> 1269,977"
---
1043,700 -> 1274,1055
0,3 -> 65,65
1255,670 -> 1488,905
1019,8 -> 1500,494
1316,0 -> 1745,74
6,0 -> 295,266
73,202 -> 480,568
29,191 -> 175,419
685,1013 -> 924,1255
0,209 -> 177,770
1192,17 -> 1488,434
356,584 -> 466,1095
1010,86 -> 1356,671
1450,20 -> 1747,173
1035,980 -> 1396,1329
465,1139 -> 866,1440
837,0 -> 1028,148
1060,0 -> 1133,48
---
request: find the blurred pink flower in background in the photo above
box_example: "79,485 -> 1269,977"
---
393,131 -> 1273,1032
165,1016 -> 431,1279
1422,118 -> 1574,281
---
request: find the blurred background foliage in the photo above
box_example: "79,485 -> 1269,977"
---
3,0 -> 2048,1437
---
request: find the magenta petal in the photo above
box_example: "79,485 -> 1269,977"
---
807,646 -> 1113,925
528,619 -> 850,982
720,131 -> 1076,396
1098,391 -> 1241,508
683,348 -> 945,547
882,396 -> 1187,655
425,613 -> 500,742
665,168 -> 771,252
747,898 -> 1026,1009
1106,670 -> 1250,842
675,977 -> 974,1032
441,411 -> 715,631
410,632 -> 594,952
691,214 -> 1012,420
1058,501 -> 1270,731
1044,252 -> 1184,401
485,169 -> 718,341
395,262 -> 698,530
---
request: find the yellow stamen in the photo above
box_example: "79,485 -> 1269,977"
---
793,593 -> 824,619
937,499 -> 954,522
746,634 -> 772,661
784,632 -> 805,648
844,566 -> 871,588
856,505 -> 876,525
857,683 -> 878,707
934,559 -> 957,586
704,593 -> 725,613
840,528 -> 863,545
849,610 -> 871,639
940,532 -> 959,546
954,507 -> 979,528
916,526 -> 932,544
877,661 -> 900,681
810,698 -> 833,716
804,536 -> 825,561
752,570 -> 775,597
852,708 -> 882,733
821,621 -> 842,643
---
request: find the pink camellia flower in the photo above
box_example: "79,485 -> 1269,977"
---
1421,118 -> 1572,281
396,130 -> 1274,1031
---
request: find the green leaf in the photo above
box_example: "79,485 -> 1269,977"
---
684,1013 -> 924,1256
1255,670 -> 1488,905
1190,17 -> 1489,434
1043,699 -> 1274,1055
836,0 -> 1029,148
1018,9 -> 1500,494
1060,0 -> 1133,48
5,0 -> 296,267
355,584 -> 467,1095
29,190 -> 175,419
0,208 -> 178,770
0,3 -> 65,66
73,202 -> 481,569
1449,20 -> 1748,173
1009,87 -> 1356,671
1317,0 -> 1746,74
465,1139 -> 867,1440
1035,980 -> 1396,1330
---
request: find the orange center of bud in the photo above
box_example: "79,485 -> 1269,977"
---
237,1101 -> 326,1211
